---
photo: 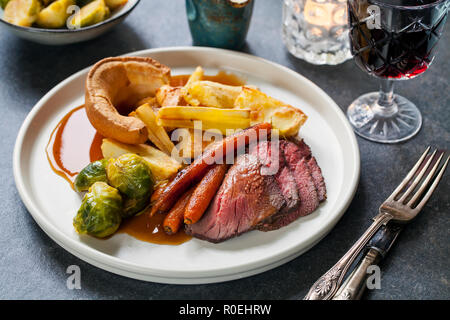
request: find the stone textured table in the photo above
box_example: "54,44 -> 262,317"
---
0,0 -> 448,300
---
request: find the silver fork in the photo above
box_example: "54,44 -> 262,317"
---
304,147 -> 449,300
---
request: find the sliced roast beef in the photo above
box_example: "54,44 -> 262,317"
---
289,159 -> 320,218
249,141 -> 299,213
186,138 -> 327,240
257,139 -> 323,231
282,139 -> 326,202
282,139 -> 311,163
307,156 -> 327,202
257,158 -> 320,231
185,153 -> 285,243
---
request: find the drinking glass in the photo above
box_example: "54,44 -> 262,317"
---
282,0 -> 352,65
347,0 -> 449,143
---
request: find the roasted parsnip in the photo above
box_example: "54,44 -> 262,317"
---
101,138 -> 181,181
157,106 -> 251,135
132,103 -> 176,155
185,66 -> 204,87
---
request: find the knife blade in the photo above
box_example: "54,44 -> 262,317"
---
332,223 -> 403,300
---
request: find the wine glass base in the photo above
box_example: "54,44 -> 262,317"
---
347,92 -> 422,144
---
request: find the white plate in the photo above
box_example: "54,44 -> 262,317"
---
13,47 -> 360,284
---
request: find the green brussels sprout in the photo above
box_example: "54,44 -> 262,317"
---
68,0 -> 109,29
36,0 -> 76,29
73,182 -> 122,238
3,0 -> 41,27
74,159 -> 108,192
106,154 -> 155,217
1,0 -> 11,9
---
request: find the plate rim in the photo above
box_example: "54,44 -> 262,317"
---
13,46 -> 360,283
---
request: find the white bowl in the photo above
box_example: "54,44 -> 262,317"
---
0,0 -> 140,45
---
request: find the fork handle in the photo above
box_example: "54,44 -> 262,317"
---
304,212 -> 393,300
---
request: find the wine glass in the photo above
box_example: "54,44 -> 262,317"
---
347,0 -> 449,143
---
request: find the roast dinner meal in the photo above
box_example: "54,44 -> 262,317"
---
1,0 -> 127,29
46,56 -> 326,245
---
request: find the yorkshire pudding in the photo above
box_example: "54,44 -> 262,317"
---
85,56 -> 171,144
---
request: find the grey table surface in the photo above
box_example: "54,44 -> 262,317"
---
0,0 -> 449,300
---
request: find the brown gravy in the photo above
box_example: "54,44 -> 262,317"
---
46,72 -> 245,246
119,211 -> 191,245
46,105 -> 104,189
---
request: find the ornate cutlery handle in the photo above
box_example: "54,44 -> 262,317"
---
332,248 -> 381,300
304,212 -> 393,300
333,223 -> 402,300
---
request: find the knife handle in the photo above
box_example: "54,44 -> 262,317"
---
332,248 -> 382,300
304,212 -> 393,300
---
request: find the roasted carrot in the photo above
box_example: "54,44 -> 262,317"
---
151,123 -> 272,216
150,181 -> 168,204
184,163 -> 228,224
163,187 -> 195,235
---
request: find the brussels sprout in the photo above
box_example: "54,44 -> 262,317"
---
104,0 -> 127,10
36,0 -> 75,29
68,0 -> 109,29
3,0 -> 41,27
1,0 -> 11,10
106,153 -> 155,217
73,182 -> 122,238
74,159 -> 108,192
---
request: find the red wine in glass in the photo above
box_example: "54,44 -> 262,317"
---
346,0 -> 448,143
349,0 -> 448,79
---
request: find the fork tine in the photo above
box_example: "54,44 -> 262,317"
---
398,149 -> 437,203
388,146 -> 431,200
411,154 -> 449,211
407,151 -> 443,206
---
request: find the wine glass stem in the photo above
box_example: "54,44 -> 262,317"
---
375,79 -> 397,117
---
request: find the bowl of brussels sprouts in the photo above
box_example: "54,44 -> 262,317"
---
0,0 -> 140,45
